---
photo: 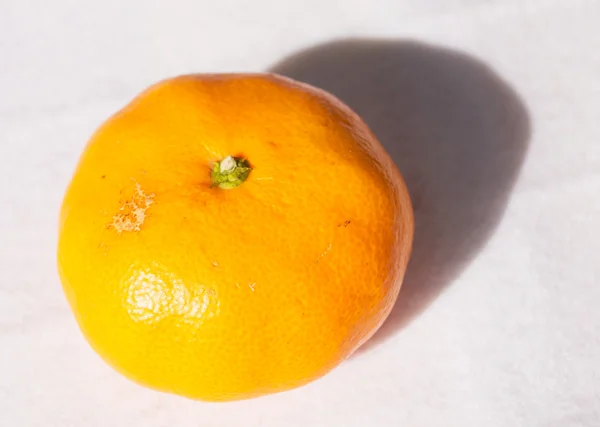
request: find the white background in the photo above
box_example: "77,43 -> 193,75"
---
1,0 -> 600,426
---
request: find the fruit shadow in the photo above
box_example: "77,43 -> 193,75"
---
269,39 -> 531,351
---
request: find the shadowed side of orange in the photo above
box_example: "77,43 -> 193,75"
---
57,74 -> 413,401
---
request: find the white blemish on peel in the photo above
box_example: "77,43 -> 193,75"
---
126,263 -> 220,325
248,282 -> 256,292
315,243 -> 333,263
111,183 -> 154,233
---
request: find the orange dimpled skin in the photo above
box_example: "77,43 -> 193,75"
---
57,74 -> 414,401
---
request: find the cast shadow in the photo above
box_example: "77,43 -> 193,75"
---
269,39 -> 531,351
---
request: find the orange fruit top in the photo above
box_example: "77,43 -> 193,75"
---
57,74 -> 414,401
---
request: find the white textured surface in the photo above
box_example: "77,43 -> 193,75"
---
2,0 -> 600,426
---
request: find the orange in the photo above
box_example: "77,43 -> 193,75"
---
57,74 -> 414,401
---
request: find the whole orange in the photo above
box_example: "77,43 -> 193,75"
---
57,74 -> 413,401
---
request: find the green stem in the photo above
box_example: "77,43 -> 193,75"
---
211,156 -> 252,189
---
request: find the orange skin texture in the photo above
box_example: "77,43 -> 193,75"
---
57,74 -> 414,401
